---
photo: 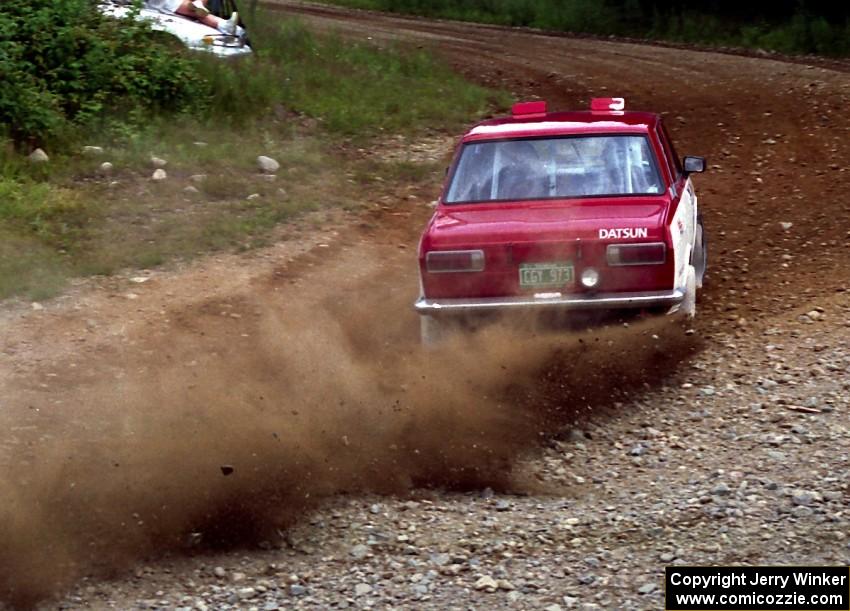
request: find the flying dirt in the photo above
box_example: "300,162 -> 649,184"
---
2,1 -> 850,608
0,229 -> 697,606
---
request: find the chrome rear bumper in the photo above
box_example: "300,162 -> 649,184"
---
415,289 -> 684,314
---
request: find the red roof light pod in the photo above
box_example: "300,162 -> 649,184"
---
590,97 -> 626,112
511,101 -> 548,118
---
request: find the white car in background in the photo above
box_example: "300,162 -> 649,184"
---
98,0 -> 252,57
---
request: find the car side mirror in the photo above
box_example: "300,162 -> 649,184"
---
683,156 -> 706,175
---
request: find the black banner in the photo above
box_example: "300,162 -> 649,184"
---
665,566 -> 850,610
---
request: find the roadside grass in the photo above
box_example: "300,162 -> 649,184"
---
318,0 -> 850,57
0,15 -> 507,302
197,17 -> 507,136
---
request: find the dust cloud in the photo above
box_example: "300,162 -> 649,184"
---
0,254 -> 699,608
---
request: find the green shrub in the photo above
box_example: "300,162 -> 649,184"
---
0,0 -> 209,148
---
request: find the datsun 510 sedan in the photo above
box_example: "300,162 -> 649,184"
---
415,98 -> 707,344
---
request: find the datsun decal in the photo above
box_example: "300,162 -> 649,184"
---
598,228 -> 649,239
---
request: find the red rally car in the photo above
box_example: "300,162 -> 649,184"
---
415,98 -> 707,343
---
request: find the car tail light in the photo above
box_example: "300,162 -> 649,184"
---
606,242 -> 666,266
425,250 -> 485,273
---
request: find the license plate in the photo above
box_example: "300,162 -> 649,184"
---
519,262 -> 574,289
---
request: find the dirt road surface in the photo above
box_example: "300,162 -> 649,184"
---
1,2 -> 849,609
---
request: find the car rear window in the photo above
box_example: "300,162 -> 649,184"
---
445,135 -> 663,203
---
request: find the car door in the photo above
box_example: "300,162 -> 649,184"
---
657,121 -> 696,291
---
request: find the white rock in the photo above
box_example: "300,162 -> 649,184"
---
474,575 -> 498,592
83,146 -> 104,155
194,141 -> 208,147
213,566 -> 226,578
151,156 -> 167,168
99,162 -> 114,175
246,193 -> 261,200
31,302 -> 44,311
29,148 -> 49,163
151,169 -> 167,181
130,277 -> 150,284
189,174 -> 207,183
236,587 -> 256,599
183,185 -> 200,194
354,583 -> 372,597
257,155 -> 280,173
779,222 -> 793,230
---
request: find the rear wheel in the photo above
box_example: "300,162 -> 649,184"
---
680,264 -> 697,319
693,215 -> 707,289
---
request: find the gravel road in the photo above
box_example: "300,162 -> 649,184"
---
1,2 -> 849,609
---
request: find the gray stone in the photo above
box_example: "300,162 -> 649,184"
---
150,156 -> 167,168
151,169 -> 167,181
567,429 -> 586,442
354,583 -> 372,597
792,490 -> 816,506
350,544 -> 369,559
99,161 -> 114,175
430,553 -> 451,566
712,483 -> 731,497
638,582 -> 657,594
83,146 -> 104,155
791,505 -> 814,518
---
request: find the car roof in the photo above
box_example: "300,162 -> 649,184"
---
462,101 -> 660,142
